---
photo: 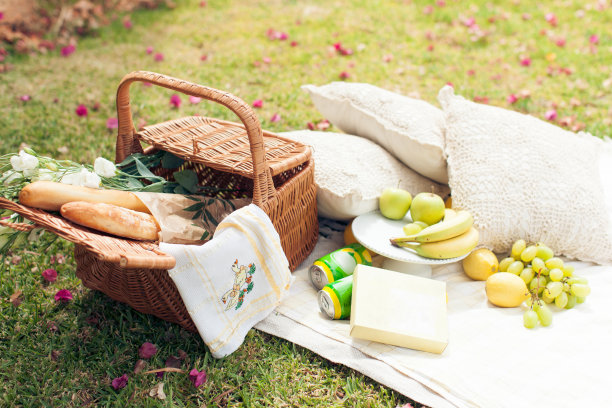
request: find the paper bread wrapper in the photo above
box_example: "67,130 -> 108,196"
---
133,192 -> 250,245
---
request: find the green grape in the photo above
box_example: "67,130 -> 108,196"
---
499,257 -> 515,272
535,243 -> 554,261
403,223 -> 424,235
541,290 -> 555,303
563,282 -> 571,292
520,245 -> 537,263
540,267 -> 550,276
529,276 -> 547,294
507,261 -> 525,275
549,268 -> 563,282
545,257 -> 564,270
562,264 -> 574,277
519,267 -> 534,285
570,284 -> 591,297
523,310 -> 538,329
576,296 -> 586,304
555,292 -> 568,308
546,281 -> 563,298
567,276 -> 588,285
536,303 -> 553,327
524,297 -> 534,308
565,294 -> 577,309
531,257 -> 546,274
511,239 -> 527,259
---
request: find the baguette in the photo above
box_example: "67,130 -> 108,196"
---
18,181 -> 150,214
60,201 -> 160,241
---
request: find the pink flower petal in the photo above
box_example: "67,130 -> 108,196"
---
252,99 -> 263,108
54,289 -> 73,302
200,1 -> 207,6
20,95 -> 31,102
106,117 -> 118,129
0,12 -> 3,20
545,13 -> 557,27
589,34 -> 599,45
146,46 -> 154,54
278,32 -> 289,40
290,41 -> 298,47
339,71 -> 350,80
154,53 -> 164,62
75,104 -> 88,117
270,113 -> 281,123
544,109 -> 558,121
423,5 -> 434,14
507,94 -> 518,104
555,37 -> 566,47
111,374 -> 128,390
262,56 -> 271,64
520,57 -> 531,66
42,268 -> 58,282
383,54 -> 393,63
189,369 -> 207,388
189,96 -> 202,104
200,54 -> 208,61
61,44 -> 76,57
138,342 -> 157,359
123,19 -> 133,29
170,94 -> 181,108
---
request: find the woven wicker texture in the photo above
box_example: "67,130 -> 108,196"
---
0,71 -> 319,331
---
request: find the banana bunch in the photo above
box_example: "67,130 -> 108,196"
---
390,210 -> 479,259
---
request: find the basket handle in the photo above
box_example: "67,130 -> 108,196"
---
115,71 -> 276,206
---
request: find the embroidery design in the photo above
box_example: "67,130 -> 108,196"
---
221,259 -> 256,311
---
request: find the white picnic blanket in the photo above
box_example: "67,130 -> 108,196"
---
256,218 -> 612,408
161,204 -> 292,358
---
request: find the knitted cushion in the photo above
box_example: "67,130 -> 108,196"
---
302,82 -> 448,183
438,85 -> 612,264
280,130 -> 449,221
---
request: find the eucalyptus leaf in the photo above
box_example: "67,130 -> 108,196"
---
173,170 -> 198,194
135,158 -> 165,182
161,152 -> 185,169
173,185 -> 188,195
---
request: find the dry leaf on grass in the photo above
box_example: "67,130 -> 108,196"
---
149,382 -> 166,400
9,290 -> 23,307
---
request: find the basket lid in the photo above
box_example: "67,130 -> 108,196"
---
136,116 -> 311,179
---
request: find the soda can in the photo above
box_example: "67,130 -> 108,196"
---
318,275 -> 353,320
309,243 -> 372,290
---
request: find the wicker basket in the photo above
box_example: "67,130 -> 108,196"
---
0,71 -> 318,332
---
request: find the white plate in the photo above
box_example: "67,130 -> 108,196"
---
351,210 -> 469,265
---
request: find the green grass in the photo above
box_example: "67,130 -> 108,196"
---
1,0 -> 611,406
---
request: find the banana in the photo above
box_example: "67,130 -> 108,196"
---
392,227 -> 479,259
443,208 -> 457,220
392,210 -> 473,244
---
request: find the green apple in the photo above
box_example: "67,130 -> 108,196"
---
379,187 -> 412,220
410,192 -> 445,225
402,222 -> 424,236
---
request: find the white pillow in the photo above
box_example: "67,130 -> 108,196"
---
438,85 -> 612,264
280,130 -> 449,221
302,82 -> 448,184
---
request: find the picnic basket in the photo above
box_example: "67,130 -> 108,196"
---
0,71 -> 319,332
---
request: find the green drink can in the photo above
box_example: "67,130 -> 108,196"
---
318,275 -> 353,320
309,243 -> 372,290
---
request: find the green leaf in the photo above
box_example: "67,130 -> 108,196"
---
173,185 -> 188,195
161,151 -> 185,169
192,210 -> 202,220
173,170 -> 199,194
204,209 -> 217,226
199,231 -> 210,241
135,157 -> 164,182
140,181 -> 165,192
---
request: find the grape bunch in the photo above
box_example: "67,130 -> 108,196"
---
499,240 -> 591,329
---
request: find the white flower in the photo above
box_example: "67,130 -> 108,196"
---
2,171 -> 21,186
60,168 -> 101,189
32,169 -> 55,182
94,157 -> 116,178
10,150 -> 39,172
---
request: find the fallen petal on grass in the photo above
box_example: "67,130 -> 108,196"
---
252,99 -> 263,108
75,104 -> 88,117
54,289 -> 73,302
138,342 -> 158,359
106,118 -> 118,129
111,374 -> 128,390
189,368 -> 207,388
170,94 -> 181,108
42,268 -> 57,282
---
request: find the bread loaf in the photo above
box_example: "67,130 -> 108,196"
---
18,181 -> 150,213
60,201 -> 160,241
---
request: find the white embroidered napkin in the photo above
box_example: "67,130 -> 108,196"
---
159,204 -> 292,358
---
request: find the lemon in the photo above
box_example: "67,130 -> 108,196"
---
485,272 -> 529,307
461,248 -> 498,281
344,220 -> 358,245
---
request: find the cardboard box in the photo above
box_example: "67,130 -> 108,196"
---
349,264 -> 448,354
